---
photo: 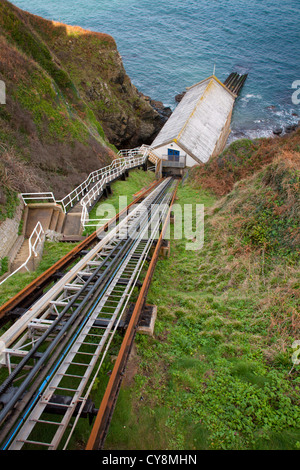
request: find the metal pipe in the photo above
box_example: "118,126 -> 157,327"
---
0,178 -> 173,428
86,180 -> 179,450
0,178 -> 162,323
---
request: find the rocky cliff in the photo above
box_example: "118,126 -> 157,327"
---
0,0 -> 168,216
24,11 -> 171,149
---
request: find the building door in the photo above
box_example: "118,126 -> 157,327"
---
168,148 -> 180,162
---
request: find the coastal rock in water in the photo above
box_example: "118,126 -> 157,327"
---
138,92 -> 172,124
285,124 -> 298,133
175,92 -> 186,103
18,9 -> 169,150
273,127 -> 283,135
151,99 -> 172,123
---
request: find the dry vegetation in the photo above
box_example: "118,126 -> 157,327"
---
189,129 -> 300,196
0,143 -> 45,193
104,133 -> 300,451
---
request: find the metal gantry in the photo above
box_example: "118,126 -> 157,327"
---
0,177 -> 176,450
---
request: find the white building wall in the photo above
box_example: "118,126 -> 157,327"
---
151,76 -> 236,167
153,142 -> 198,168
153,142 -> 182,159
185,154 -> 198,167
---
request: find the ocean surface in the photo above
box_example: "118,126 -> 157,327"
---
12,0 -> 300,143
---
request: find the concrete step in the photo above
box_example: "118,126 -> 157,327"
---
62,212 -> 83,236
7,235 -> 24,270
49,209 -> 60,231
68,203 -> 84,214
147,150 -> 159,164
15,239 -> 29,257
56,211 -> 65,233
25,204 -> 65,235
25,207 -> 54,237
60,235 -> 87,243
11,240 -> 33,272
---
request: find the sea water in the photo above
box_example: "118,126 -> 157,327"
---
11,0 -> 300,142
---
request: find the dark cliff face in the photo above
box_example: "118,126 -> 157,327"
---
24,11 -> 170,149
0,0 -> 168,205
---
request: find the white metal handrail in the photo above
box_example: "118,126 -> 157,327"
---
21,193 -> 56,205
58,147 -> 144,213
57,163 -> 117,212
2,146 -> 161,284
19,146 -> 160,228
80,148 -> 149,227
0,222 -> 45,286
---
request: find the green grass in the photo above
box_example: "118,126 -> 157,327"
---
15,72 -> 89,144
0,2 -> 112,149
0,257 -> 9,277
0,186 -> 19,221
104,175 -> 300,451
0,2 -> 74,94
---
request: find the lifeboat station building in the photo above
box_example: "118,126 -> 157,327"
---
150,75 -> 240,175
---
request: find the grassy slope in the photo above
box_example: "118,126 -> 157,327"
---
189,129 -> 300,197
0,241 -> 76,315
0,0 -> 116,212
26,14 -> 162,148
104,141 -> 300,450
0,135 -> 298,450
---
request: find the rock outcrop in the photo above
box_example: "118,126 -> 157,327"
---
0,0 -> 168,208
25,11 -> 169,149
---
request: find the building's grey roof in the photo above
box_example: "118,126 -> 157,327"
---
151,76 -> 236,163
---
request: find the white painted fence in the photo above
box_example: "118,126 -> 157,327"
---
80,148 -> 148,227
20,145 -> 160,228
0,221 -> 45,286
21,192 -> 56,205
0,146 -> 162,285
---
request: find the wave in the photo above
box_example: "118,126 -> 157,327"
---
240,94 -> 263,103
227,127 -> 274,145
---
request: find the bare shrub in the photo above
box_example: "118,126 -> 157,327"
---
0,144 -> 44,192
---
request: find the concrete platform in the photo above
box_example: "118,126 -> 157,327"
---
123,303 -> 157,336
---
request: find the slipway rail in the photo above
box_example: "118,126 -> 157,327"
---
0,178 -> 162,326
0,177 -> 177,450
80,148 -> 147,227
223,72 -> 248,96
86,179 -> 179,450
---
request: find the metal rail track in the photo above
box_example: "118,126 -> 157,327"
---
86,179 -> 179,450
0,178 -> 162,326
0,177 -> 177,450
